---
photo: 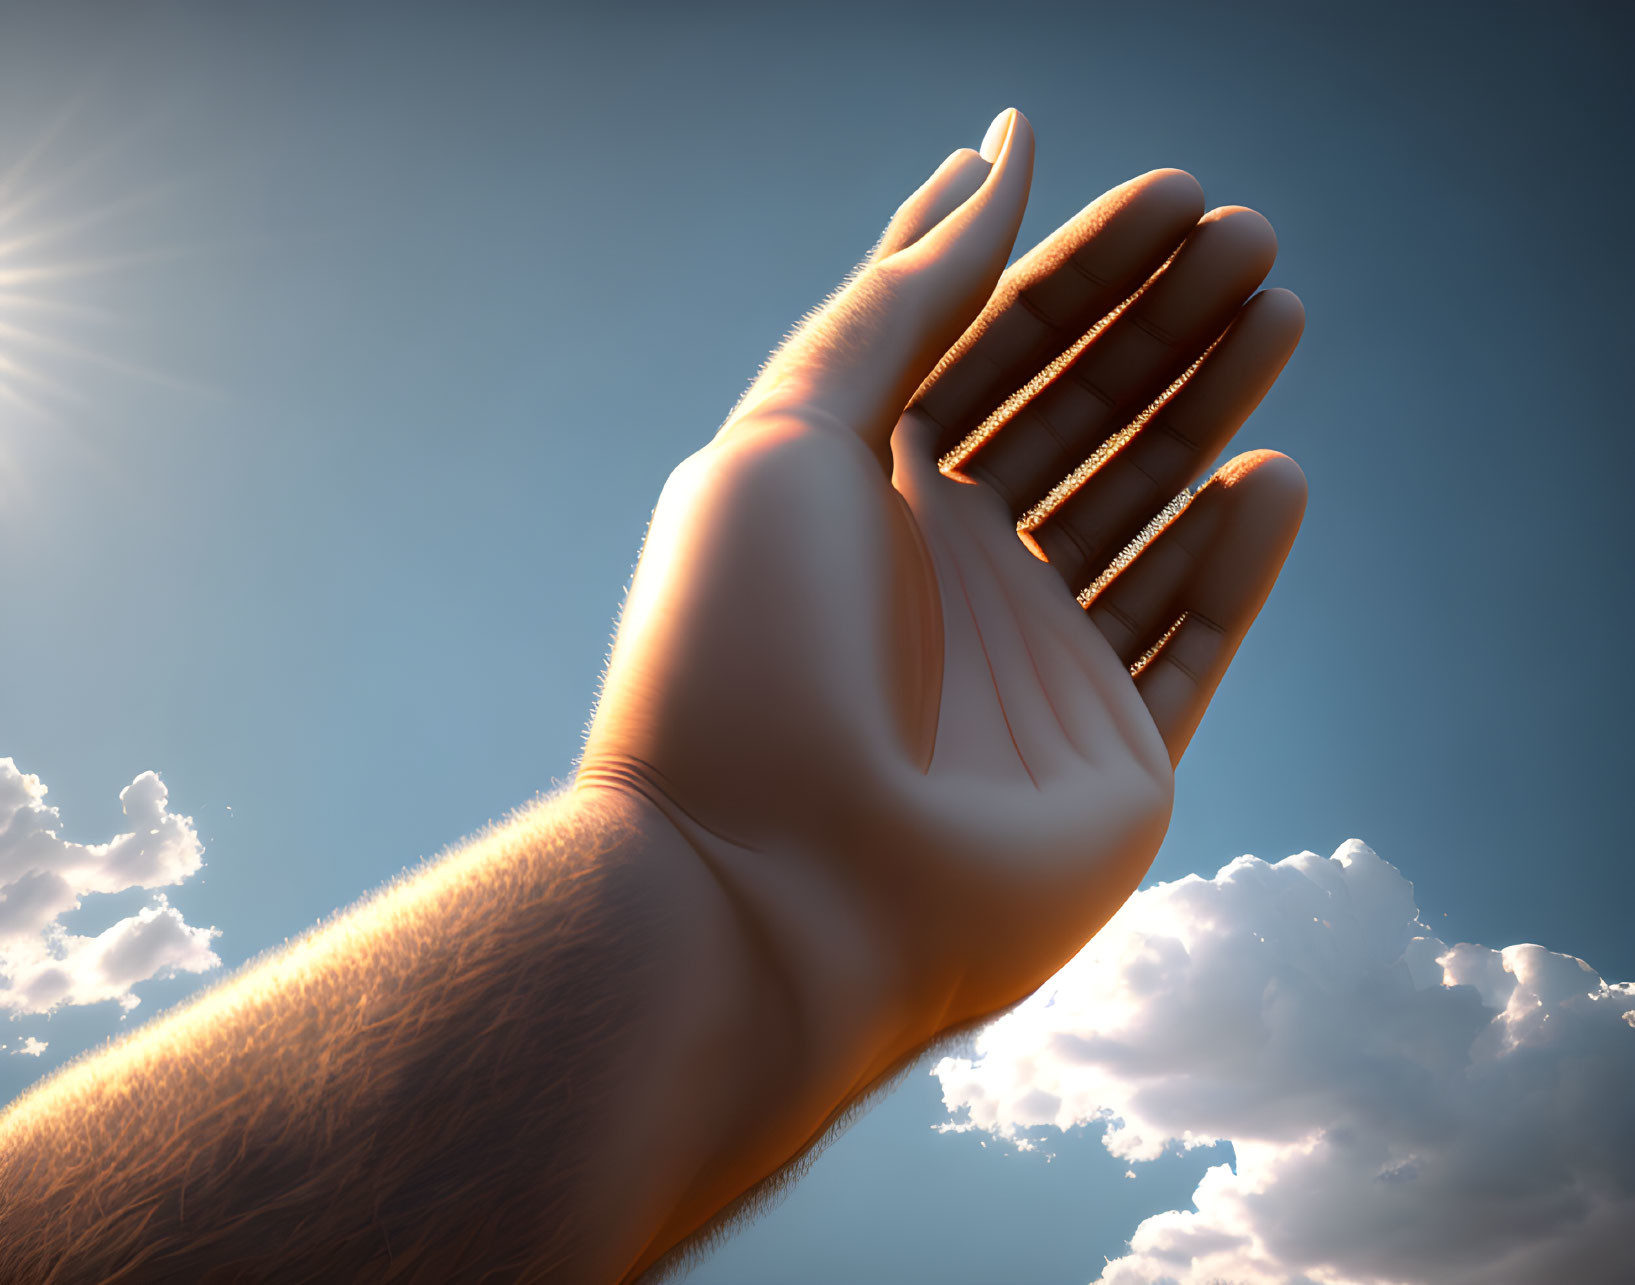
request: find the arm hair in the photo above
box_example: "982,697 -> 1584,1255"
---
0,787 -> 655,1282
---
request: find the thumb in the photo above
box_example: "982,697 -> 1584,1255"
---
729,109 -> 1034,460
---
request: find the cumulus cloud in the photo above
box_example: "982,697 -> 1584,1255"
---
933,841 -> 1635,1285
0,757 -> 222,1020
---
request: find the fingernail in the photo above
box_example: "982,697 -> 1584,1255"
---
979,108 -> 1014,163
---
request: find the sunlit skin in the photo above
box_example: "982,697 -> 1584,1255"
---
577,107 -> 1305,1279
0,109 -> 1304,1283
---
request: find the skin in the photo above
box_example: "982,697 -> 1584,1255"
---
0,109 -> 1304,1284
578,107 -> 1306,1278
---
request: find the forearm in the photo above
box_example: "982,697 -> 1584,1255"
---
0,787 -> 805,1283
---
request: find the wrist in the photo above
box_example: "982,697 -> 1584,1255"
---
567,771 -> 921,1275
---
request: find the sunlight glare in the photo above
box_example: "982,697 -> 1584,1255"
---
0,102 -> 202,488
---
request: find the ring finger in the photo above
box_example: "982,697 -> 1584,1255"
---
1030,286 -> 1306,594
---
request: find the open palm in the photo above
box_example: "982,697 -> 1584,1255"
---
576,110 -> 1305,1069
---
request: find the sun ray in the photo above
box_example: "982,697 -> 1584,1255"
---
0,376 -> 51,421
0,244 -> 202,288
0,319 -> 213,399
0,292 -> 116,324
0,350 -> 88,406
0,112 -> 164,232
0,99 -> 83,213
0,183 -> 179,261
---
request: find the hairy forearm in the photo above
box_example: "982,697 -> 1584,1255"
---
0,786 -> 806,1282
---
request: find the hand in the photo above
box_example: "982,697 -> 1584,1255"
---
575,109 -> 1305,1086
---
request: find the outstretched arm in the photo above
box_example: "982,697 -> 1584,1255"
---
0,787 -> 802,1282
0,109 -> 1307,1283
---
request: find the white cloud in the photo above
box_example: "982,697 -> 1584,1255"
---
0,757 -> 222,1021
933,841 -> 1635,1285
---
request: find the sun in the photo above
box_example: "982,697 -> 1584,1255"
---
0,103 -> 195,449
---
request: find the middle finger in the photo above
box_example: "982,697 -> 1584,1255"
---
957,206 -> 1279,519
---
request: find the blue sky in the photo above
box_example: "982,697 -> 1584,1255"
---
1,2 -> 1630,1280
